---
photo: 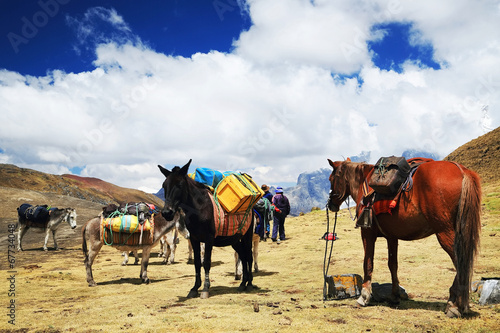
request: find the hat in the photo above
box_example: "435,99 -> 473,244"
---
261,184 -> 269,191
275,186 -> 283,193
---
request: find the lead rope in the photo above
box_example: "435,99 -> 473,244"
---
323,201 -> 338,301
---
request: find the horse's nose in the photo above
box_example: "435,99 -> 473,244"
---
71,225 -> 77,229
162,209 -> 175,221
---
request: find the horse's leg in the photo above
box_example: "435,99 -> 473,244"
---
235,252 -> 242,280
357,228 -> 377,306
387,237 -> 401,305
140,246 -> 152,284
51,229 -> 59,250
187,240 -> 203,298
200,241 -> 213,299
133,250 -> 139,265
17,224 -> 28,251
43,228 -> 51,251
187,240 -> 194,264
233,243 -> 245,289
122,251 -> 129,266
159,237 -> 165,258
84,237 -> 103,287
167,239 -> 176,264
253,233 -> 259,272
436,231 -> 462,318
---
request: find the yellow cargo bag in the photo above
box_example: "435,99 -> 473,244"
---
215,173 -> 264,214
102,215 -> 153,233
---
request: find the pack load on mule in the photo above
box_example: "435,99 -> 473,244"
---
188,166 -> 265,235
189,167 -> 264,214
17,203 -> 56,227
100,202 -> 158,246
215,173 -> 264,214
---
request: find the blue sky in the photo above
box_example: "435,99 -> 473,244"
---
1,0 -> 498,192
1,1 -> 251,75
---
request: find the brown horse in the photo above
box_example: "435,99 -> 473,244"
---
326,158 -> 481,318
82,211 -> 189,286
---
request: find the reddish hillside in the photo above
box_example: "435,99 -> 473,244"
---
0,164 -> 163,206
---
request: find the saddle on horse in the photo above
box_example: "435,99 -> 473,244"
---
357,157 -> 432,228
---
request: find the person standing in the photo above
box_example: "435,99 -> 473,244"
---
271,186 -> 290,243
261,184 -> 273,239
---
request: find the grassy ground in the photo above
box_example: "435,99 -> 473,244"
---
2,195 -> 499,332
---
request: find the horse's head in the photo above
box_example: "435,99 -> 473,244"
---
158,159 -> 192,221
65,208 -> 78,229
327,159 -> 351,212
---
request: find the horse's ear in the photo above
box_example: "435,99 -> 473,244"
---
180,159 -> 192,175
346,157 -> 351,162
158,165 -> 171,178
328,159 -> 335,168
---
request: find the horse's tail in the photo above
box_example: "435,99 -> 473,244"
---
82,220 -> 89,261
454,166 -> 482,314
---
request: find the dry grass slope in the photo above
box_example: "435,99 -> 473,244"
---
444,126 -> 500,184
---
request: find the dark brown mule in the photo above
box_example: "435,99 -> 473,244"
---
327,159 -> 481,318
82,212 -> 188,286
158,159 -> 255,299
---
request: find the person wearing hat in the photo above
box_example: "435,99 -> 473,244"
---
271,186 -> 290,243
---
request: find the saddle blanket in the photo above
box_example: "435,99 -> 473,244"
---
102,228 -> 154,246
209,192 -> 253,237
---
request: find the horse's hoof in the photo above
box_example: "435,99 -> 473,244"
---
43,248 -> 48,251
88,282 -> 97,287
357,295 -> 368,307
235,275 -> 242,281
187,290 -> 198,298
143,278 -> 150,284
237,284 -> 246,292
445,302 -> 462,318
121,262 -> 127,266
200,291 -> 209,299
246,284 -> 254,292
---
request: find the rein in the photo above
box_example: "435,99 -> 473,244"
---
322,202 -> 338,301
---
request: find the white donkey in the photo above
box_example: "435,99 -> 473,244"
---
17,205 -> 77,251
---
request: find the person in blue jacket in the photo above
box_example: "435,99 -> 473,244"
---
271,186 -> 290,243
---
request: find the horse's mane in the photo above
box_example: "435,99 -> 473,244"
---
343,161 -> 373,181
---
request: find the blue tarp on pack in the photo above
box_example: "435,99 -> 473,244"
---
189,168 -> 225,188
